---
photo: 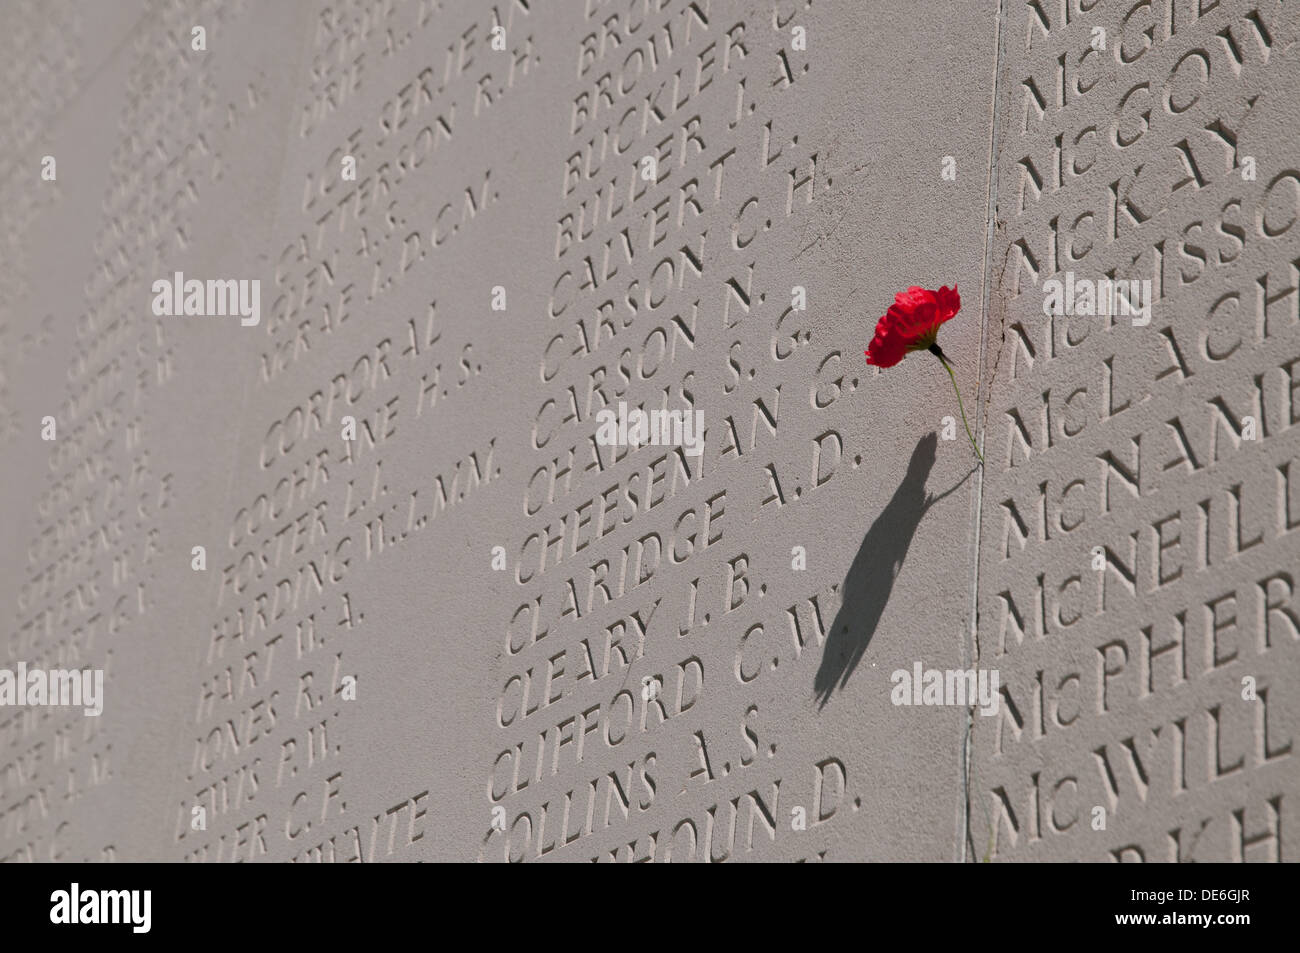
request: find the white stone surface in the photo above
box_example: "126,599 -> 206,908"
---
0,0 -> 1294,862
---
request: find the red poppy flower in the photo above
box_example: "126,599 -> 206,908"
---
862,283 -> 982,462
864,285 -> 961,368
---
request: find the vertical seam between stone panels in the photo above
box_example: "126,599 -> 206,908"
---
959,0 -> 1007,865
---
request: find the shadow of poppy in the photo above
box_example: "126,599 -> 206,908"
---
813,433 -> 972,709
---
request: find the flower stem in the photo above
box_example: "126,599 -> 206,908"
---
936,354 -> 983,463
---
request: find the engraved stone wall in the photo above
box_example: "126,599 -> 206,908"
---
0,0 -> 1295,863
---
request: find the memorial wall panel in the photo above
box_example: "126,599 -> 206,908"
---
0,0 -> 1294,864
